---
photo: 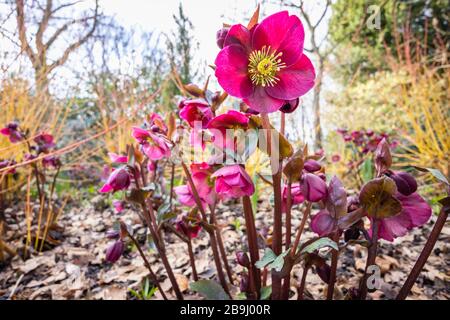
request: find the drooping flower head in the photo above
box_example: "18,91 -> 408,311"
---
34,132 -> 56,153
282,182 -> 304,212
370,192 -> 431,242
99,167 -> 131,193
174,162 -> 215,208
131,127 -> 171,161
215,11 -> 315,113
211,164 -> 255,199
108,152 -> 128,164
179,99 -> 214,129
42,155 -> 61,168
207,110 -> 249,152
0,122 -> 23,143
175,211 -> 202,239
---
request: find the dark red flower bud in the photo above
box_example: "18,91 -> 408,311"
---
216,27 -> 230,49
365,129 -> 374,137
151,125 -> 161,133
239,272 -> 249,293
374,138 -> 392,174
316,263 -> 331,284
236,251 -> 250,268
304,159 -> 321,172
279,98 -> 299,113
390,171 -> 417,196
106,240 -> 124,263
302,173 -> 327,202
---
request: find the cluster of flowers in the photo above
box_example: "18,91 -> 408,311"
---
98,9 -> 438,301
1,122 -> 60,169
337,128 -> 399,155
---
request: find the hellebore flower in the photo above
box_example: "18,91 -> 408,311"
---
207,110 -> 249,151
175,213 -> 202,239
174,163 -> 215,208
146,113 -> 167,133
215,11 -> 315,113
179,99 -> 214,129
371,192 -> 431,242
0,160 -> 16,175
112,200 -> 125,213
0,122 -> 23,143
106,240 -> 124,263
282,182 -> 304,212
304,159 -> 322,172
388,171 -> 417,196
211,164 -> 255,199
132,127 -> 171,161
34,133 -> 55,153
302,173 -> 327,202
99,167 -> 131,193
310,210 -> 336,236
42,156 -> 61,168
108,152 -> 128,164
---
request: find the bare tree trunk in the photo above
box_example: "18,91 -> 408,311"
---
312,62 -> 324,151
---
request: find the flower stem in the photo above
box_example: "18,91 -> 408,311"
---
243,195 -> 261,299
187,239 -> 199,281
291,202 -> 312,258
359,218 -> 380,300
327,231 -> 340,300
297,264 -> 310,300
261,113 -> 283,300
396,204 -> 449,300
181,162 -> 230,296
281,181 -> 293,299
210,203 -> 233,284
126,227 -> 168,300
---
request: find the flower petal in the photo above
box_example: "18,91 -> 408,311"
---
252,11 -> 304,66
224,24 -> 252,52
266,54 -> 315,100
243,86 -> 284,113
397,192 -> 432,227
215,44 -> 253,99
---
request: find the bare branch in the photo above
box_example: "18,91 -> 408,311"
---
36,0 -> 52,58
47,0 -> 99,74
15,0 -> 36,65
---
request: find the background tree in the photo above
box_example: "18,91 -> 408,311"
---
7,0 -> 101,94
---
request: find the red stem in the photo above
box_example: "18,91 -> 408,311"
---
243,195 -> 261,299
396,205 -> 449,300
327,232 -> 340,300
359,218 -> 380,300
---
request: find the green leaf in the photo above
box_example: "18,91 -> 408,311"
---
268,249 -> 290,272
255,248 -> 277,269
299,237 -> 338,255
360,158 -> 374,183
156,201 -> 175,224
414,166 -> 449,186
260,286 -> 272,300
190,280 -> 230,300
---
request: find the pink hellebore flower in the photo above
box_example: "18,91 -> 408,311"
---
302,173 -> 327,202
34,132 -> 55,153
207,110 -> 249,151
174,163 -> 215,208
371,192 -> 431,242
176,213 -> 202,239
310,210 -> 336,236
179,99 -> 214,129
0,122 -> 23,143
211,164 -> 255,199
215,11 -> 315,113
108,152 -> 128,164
132,127 -> 171,161
282,182 -> 304,212
99,167 -> 131,193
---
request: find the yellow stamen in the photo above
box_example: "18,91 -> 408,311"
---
248,46 -> 286,87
